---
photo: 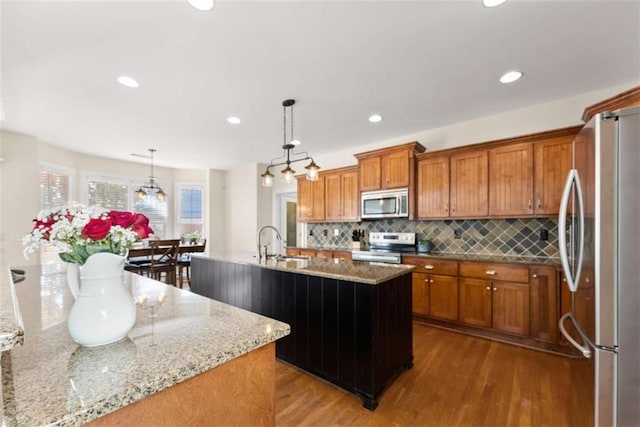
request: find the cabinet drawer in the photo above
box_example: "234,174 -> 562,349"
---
459,262 -> 529,283
402,257 -> 458,276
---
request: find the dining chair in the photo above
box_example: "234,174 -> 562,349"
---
138,239 -> 181,286
177,239 -> 206,288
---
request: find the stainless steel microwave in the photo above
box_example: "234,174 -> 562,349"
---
361,188 -> 409,219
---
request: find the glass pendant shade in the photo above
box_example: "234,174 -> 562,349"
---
261,170 -> 274,187
305,160 -> 320,181
281,166 -> 295,184
136,188 -> 147,200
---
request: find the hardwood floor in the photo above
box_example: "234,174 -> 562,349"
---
275,323 -> 593,427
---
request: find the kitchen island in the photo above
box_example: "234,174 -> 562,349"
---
190,253 -> 415,410
0,261 -> 289,426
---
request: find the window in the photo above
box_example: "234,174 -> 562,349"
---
39,163 -> 73,266
86,175 -> 169,238
177,185 -> 204,237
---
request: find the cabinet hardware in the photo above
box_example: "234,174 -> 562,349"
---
531,273 -> 538,278
493,287 -> 498,291
424,265 -> 434,270
485,270 -> 497,275
485,286 -> 491,291
429,280 -> 434,283
528,199 -> 532,209
424,279 -> 429,282
537,198 -> 542,208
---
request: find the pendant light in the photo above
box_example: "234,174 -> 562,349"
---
261,99 -> 320,187
135,148 -> 167,202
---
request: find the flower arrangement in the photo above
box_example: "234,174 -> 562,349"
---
23,202 -> 154,265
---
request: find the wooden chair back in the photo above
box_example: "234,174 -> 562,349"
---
149,239 -> 181,285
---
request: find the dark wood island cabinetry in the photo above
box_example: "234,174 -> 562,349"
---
191,255 -> 414,410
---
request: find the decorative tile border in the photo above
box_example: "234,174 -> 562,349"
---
307,218 -> 559,259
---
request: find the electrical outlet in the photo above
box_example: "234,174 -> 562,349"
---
323,229 -> 328,237
539,229 -> 549,241
334,229 -> 339,237
309,229 -> 314,236
454,228 -> 463,239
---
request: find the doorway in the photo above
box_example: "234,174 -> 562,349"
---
276,192 -> 303,253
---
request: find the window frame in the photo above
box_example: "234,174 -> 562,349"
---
176,183 -> 205,237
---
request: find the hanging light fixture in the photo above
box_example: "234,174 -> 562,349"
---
135,148 -> 167,202
261,99 -> 320,187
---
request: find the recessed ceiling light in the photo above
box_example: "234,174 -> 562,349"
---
482,0 -> 507,7
499,70 -> 523,84
187,0 -> 215,12
117,76 -> 139,88
227,116 -> 240,124
369,114 -> 383,123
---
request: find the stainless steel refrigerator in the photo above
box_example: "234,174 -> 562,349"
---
558,106 -> 639,426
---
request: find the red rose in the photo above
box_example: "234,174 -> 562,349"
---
130,213 -> 154,239
82,218 -> 113,240
108,211 -> 135,228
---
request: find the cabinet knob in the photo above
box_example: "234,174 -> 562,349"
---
429,280 -> 434,283
493,287 -> 498,291
537,198 -> 542,208
528,199 -> 532,209
424,265 -> 434,270
444,206 -> 448,213
531,274 -> 538,278
485,270 -> 497,276
485,286 -> 491,291
424,278 -> 429,283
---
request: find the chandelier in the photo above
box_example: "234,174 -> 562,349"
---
135,148 -> 166,202
261,99 -> 320,187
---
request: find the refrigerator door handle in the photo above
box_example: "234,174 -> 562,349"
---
558,169 -> 584,292
559,312 -> 592,358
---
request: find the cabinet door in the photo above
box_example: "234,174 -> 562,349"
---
417,155 -> 450,218
530,267 -> 559,343
492,281 -> 530,336
533,136 -> 574,215
297,179 -> 314,221
324,172 -> 342,221
298,249 -> 317,257
359,157 -> 381,191
286,248 -> 302,256
489,142 -> 534,216
332,251 -> 352,261
429,275 -> 458,321
315,251 -> 332,259
412,272 -> 429,316
450,149 -> 488,217
382,150 -> 410,189
341,170 -> 359,220
459,278 -> 492,328
311,179 -> 325,221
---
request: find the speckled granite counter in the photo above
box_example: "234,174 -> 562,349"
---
401,252 -> 562,267
196,252 -> 414,285
0,261 -> 24,351
0,263 -> 289,426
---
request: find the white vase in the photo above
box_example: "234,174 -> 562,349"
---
66,252 -> 136,347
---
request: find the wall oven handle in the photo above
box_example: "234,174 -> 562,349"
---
559,312 -> 592,358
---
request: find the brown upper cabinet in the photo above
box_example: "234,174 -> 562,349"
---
582,85 -> 640,122
354,142 -> 426,191
324,166 -> 359,222
489,142 -> 534,216
416,125 -> 582,220
297,176 -> 325,222
416,155 -> 450,218
450,148 -> 489,218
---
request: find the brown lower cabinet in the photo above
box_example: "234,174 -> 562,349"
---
405,256 -> 570,351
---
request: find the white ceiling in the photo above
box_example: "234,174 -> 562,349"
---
1,0 -> 639,170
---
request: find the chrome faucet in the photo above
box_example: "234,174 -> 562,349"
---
257,225 -> 282,260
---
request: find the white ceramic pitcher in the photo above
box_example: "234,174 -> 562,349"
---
66,252 -> 136,347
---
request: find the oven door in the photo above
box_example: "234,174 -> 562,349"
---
351,250 -> 402,264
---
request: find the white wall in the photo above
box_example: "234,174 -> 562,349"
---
224,163 -> 260,254
207,169 -> 226,254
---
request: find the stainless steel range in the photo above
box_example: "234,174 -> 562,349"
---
352,232 -> 416,264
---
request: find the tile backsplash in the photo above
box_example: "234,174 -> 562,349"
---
307,218 -> 559,259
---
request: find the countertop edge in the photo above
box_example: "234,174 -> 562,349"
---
0,263 -> 25,351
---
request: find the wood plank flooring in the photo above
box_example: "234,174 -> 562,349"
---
275,323 -> 593,427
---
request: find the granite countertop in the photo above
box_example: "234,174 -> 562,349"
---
287,245 -> 355,252
195,252 -> 414,285
0,262 -> 24,352
1,263 -> 290,426
402,252 -> 562,267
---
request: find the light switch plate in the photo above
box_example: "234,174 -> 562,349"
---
334,229 -> 339,236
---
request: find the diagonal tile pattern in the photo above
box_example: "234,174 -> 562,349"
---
307,218 -> 559,259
